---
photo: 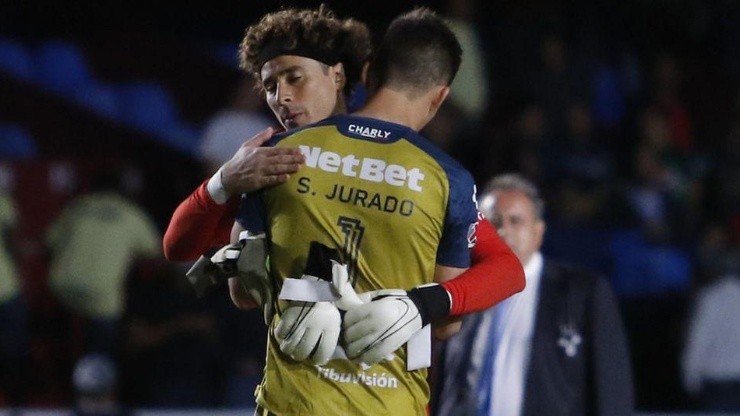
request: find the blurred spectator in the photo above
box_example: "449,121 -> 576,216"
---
508,105 -> 550,184
624,102 -> 696,243
46,167 -> 162,356
682,230 -> 740,412
650,53 -> 693,153
696,222 -> 740,284
529,34 -> 589,136
444,0 -> 490,124
198,77 -> 273,174
436,173 -> 633,416
0,190 -> 29,406
72,353 -> 129,416
422,100 -> 467,156
120,265 -> 225,408
559,102 -> 614,183
716,90 -> 740,215
476,104 -> 551,186
548,102 -> 615,225
591,58 -> 627,130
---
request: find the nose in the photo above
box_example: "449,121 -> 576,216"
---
496,219 -> 513,240
276,81 -> 292,105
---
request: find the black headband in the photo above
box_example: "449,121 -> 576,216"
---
257,37 -> 341,70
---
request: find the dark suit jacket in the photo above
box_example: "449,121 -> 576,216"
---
434,260 -> 634,416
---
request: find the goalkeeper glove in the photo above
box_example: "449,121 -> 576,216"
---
186,233 -> 274,325
274,293 -> 341,364
274,242 -> 344,365
343,283 -> 450,366
233,233 -> 273,324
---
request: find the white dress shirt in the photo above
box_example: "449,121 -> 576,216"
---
682,275 -> 740,394
489,252 -> 544,416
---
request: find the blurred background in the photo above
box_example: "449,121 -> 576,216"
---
1,0 -> 739,414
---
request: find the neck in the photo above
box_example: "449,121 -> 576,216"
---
333,94 -> 348,116
353,88 -> 429,132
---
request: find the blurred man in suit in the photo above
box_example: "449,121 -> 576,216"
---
435,173 -> 633,416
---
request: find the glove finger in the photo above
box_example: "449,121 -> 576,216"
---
291,328 -> 321,361
342,305 -> 374,328
263,294 -> 274,326
312,327 -> 340,365
343,315 -> 381,345
358,340 -> 399,366
331,262 -> 363,309
345,331 -> 387,360
263,287 -> 274,325
356,332 -> 406,365
280,326 -> 307,357
274,306 -> 304,340
343,300 -> 402,339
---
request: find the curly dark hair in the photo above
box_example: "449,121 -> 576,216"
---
239,4 -> 372,96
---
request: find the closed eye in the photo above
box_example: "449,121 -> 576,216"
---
263,80 -> 276,94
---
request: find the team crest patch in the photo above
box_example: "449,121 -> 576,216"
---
467,221 -> 478,248
557,324 -> 582,358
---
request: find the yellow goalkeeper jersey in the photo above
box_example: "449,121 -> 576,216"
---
237,114 -> 478,415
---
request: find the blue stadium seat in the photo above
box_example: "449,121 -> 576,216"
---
648,246 -> 692,293
591,63 -> 625,127
72,81 -> 120,119
610,229 -> 649,296
610,229 -> 692,297
542,223 -> 613,276
35,40 -> 92,95
158,122 -> 202,156
0,37 -> 33,80
116,82 -> 179,133
116,82 -> 201,154
0,124 -> 38,159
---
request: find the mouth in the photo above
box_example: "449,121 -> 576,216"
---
282,112 -> 303,127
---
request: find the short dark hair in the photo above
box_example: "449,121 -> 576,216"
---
367,7 -> 462,95
238,4 -> 372,97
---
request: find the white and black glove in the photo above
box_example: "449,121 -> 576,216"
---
232,233 -> 273,324
343,283 -> 450,366
274,242 -> 346,365
186,233 -> 273,324
274,294 -> 341,365
185,244 -> 238,297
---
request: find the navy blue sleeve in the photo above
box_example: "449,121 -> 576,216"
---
436,170 -> 478,268
235,192 -> 267,233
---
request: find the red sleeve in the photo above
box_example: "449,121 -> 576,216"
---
441,217 -> 525,316
162,179 -> 240,261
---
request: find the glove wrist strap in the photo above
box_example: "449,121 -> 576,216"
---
407,284 -> 450,326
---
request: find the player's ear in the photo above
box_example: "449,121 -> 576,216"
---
429,85 -> 450,114
331,62 -> 345,91
360,61 -> 370,85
